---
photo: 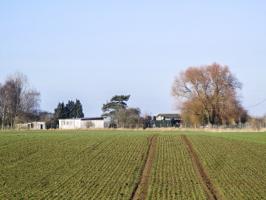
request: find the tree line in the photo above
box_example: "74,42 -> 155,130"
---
0,73 -> 85,129
49,100 -> 84,128
1,63 -> 262,130
49,95 -> 145,129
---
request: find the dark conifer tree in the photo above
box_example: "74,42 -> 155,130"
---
75,99 -> 84,118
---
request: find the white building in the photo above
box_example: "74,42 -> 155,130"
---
17,122 -> 46,130
156,113 -> 181,121
59,117 -> 108,129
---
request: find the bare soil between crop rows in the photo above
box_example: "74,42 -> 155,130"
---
181,135 -> 222,200
130,136 -> 157,200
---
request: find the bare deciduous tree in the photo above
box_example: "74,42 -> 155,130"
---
0,73 -> 40,129
21,89 -> 40,114
115,107 -> 141,128
172,63 -> 248,127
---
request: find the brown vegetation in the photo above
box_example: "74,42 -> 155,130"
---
172,63 -> 248,127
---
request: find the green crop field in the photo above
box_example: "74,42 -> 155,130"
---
0,130 -> 266,200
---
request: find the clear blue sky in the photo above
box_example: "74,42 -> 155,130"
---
1,0 -> 266,117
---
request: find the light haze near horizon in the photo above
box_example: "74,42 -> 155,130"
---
1,1 -> 266,117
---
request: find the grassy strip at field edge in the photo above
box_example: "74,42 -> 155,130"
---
182,131 -> 266,144
181,135 -> 222,200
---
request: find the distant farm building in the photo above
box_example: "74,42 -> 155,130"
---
17,122 -> 46,130
154,113 -> 181,128
59,117 -> 108,129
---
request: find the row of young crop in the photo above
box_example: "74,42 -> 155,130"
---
0,133 -> 31,149
0,132 -> 86,168
189,135 -> 266,199
147,135 -> 206,200
0,134 -> 112,199
46,134 -> 149,200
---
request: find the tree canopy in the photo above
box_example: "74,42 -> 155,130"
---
102,95 -> 130,118
102,95 -> 142,128
172,63 -> 248,127
53,99 -> 84,126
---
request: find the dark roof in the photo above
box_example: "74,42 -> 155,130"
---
157,113 -> 181,119
81,117 -> 104,121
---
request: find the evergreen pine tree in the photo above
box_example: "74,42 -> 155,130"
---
75,99 -> 84,118
66,100 -> 76,118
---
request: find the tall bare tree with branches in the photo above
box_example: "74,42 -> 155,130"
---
172,63 -> 248,127
0,73 -> 40,129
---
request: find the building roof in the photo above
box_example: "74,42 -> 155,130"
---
81,117 -> 104,121
59,117 -> 104,121
157,113 -> 181,119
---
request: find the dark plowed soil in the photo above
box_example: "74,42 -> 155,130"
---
181,135 -> 222,200
130,136 -> 157,200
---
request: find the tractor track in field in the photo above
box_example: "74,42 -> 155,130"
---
130,135 -> 157,200
181,135 -> 222,200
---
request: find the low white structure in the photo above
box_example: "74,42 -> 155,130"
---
156,113 -> 181,121
17,122 -> 46,130
59,117 -> 108,129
